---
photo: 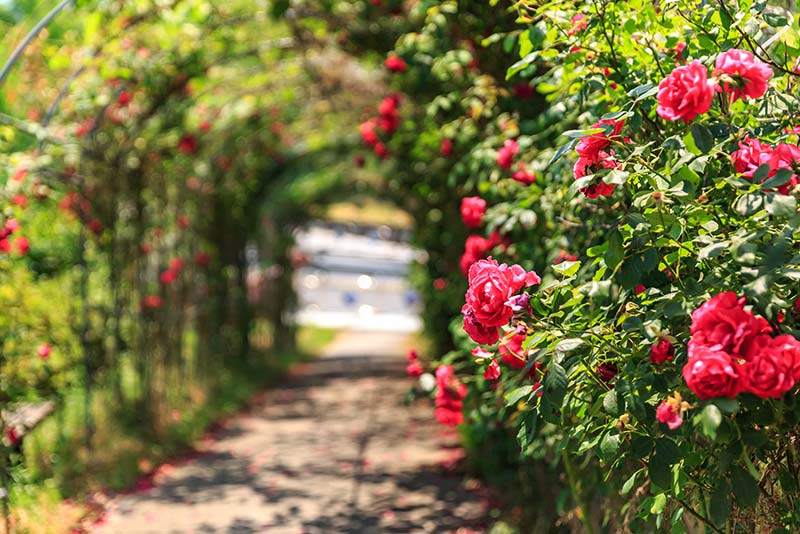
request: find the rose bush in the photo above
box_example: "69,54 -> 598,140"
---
353,0 -> 800,531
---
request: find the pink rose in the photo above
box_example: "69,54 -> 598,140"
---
465,258 -> 540,327
682,345 -> 740,399
714,48 -> 772,102
567,13 -> 588,36
37,343 -> 51,359
461,196 -> 486,228
732,139 -> 800,193
656,60 -> 715,123
656,401 -> 683,430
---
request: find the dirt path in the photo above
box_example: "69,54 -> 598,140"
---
93,331 -> 488,533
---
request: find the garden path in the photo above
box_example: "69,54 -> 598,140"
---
93,330 -> 487,534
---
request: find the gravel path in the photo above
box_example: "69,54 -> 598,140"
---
93,331 -> 487,534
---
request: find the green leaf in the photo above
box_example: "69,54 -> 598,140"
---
761,168 -> 794,190
600,433 -> 621,460
730,465 -> 759,508
654,438 -> 681,466
766,193 -> 797,218
695,404 -> 722,440
622,470 -> 640,495
553,260 -> 581,277
752,163 -> 772,182
547,139 -> 577,168
712,398 -> 739,414
556,338 -> 584,352
709,485 -> 732,526
649,454 -> 673,490
505,385 -> 534,406
602,390 -> 619,415
734,193 -> 763,216
604,230 -> 624,270
690,123 -> 714,154
651,493 -> 667,514
544,363 -> 567,402
627,83 -> 655,98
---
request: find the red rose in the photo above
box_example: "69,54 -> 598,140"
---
15,236 -> 29,255
460,196 -> 486,228
464,258 -> 540,327
511,163 -> 536,184
462,305 -> 500,345
385,55 -> 407,73
117,90 -> 132,106
161,269 -> 178,285
512,83 -> 534,99
714,48 -> 772,102
656,60 -> 715,123
484,359 -> 501,380
460,233 -> 497,275
406,362 -> 423,377
440,138 -> 453,157
575,119 -> 624,158
650,339 -> 674,364
195,252 -> 210,267
177,134 -> 197,154
682,345 -> 740,399
496,139 -> 519,170
359,120 -> 379,146
596,362 -> 618,384
499,333 -> 527,369
689,292 -> 771,358
373,142 -> 389,159
741,335 -> 798,398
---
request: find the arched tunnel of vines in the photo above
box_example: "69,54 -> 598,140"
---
2,0 -> 800,532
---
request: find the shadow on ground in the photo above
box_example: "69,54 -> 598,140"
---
95,333 -> 487,534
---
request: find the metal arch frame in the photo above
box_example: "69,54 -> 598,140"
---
0,0 -> 76,88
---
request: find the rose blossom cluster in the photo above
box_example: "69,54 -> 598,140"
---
460,231 -> 505,275
461,258 -> 541,345
572,119 -> 624,199
657,48 -> 772,123
434,365 -> 467,426
683,292 -> 800,400
0,217 -> 28,256
731,138 -> 800,194
359,94 -> 402,160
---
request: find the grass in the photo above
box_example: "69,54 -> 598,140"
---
7,325 -> 338,534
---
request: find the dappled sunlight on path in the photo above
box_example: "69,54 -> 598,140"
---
93,331 -> 488,534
